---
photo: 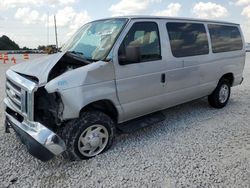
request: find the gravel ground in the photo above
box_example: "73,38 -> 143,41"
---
0,54 -> 250,187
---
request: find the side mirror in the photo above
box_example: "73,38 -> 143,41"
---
118,46 -> 141,65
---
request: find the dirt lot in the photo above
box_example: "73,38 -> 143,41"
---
0,53 -> 250,187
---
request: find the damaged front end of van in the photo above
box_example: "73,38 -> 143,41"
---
4,18 -> 127,161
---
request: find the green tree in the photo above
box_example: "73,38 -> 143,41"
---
22,46 -> 30,50
0,35 -> 20,50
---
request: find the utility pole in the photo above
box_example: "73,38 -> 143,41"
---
54,15 -> 58,52
47,12 -> 49,46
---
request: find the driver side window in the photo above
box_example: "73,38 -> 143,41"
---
119,22 -> 161,64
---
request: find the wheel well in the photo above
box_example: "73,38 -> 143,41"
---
220,73 -> 234,86
80,100 -> 118,122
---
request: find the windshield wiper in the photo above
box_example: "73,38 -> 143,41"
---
66,51 -> 91,64
67,51 -> 103,62
68,51 -> 84,55
86,58 -> 99,62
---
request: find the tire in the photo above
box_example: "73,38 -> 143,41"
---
208,79 -> 231,109
59,110 -> 116,161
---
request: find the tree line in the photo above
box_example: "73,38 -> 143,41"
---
0,35 -> 20,50
0,35 -> 48,51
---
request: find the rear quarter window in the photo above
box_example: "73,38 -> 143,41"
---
166,22 -> 209,58
208,24 -> 243,53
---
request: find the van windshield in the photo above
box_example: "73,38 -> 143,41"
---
61,18 -> 128,61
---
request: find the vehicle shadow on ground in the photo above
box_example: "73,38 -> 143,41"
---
14,96 -> 240,170
117,97 -> 215,135
50,97 -> 229,164
0,94 -> 241,188
111,96 -> 244,152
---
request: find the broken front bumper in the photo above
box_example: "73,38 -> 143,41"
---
4,98 -> 66,161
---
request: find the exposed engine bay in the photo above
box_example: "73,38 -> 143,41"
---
9,51 -> 112,131
34,52 -> 95,130
48,52 -> 92,82
34,87 -> 64,131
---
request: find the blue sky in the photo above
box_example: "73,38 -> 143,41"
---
0,0 -> 250,48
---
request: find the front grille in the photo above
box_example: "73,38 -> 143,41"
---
6,78 -> 27,114
5,70 -> 37,121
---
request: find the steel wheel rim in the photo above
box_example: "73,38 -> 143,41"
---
219,84 -> 229,103
77,124 -> 109,157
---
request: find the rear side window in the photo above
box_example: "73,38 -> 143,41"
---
208,24 -> 243,53
166,22 -> 209,58
121,22 -> 161,62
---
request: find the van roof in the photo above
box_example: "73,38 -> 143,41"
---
104,16 -> 239,26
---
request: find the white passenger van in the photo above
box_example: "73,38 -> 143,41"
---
4,16 -> 245,161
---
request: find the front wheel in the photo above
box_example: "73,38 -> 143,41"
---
208,79 -> 231,109
60,111 -> 116,161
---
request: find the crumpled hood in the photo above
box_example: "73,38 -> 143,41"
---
10,53 -> 65,85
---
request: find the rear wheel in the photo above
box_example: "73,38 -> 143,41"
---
208,79 -> 231,109
60,110 -> 115,160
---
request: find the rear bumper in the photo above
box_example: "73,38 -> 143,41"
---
4,98 -> 66,161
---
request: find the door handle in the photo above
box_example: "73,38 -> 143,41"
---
161,73 -> 166,83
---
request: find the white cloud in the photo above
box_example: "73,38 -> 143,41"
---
192,2 -> 229,19
54,7 -> 76,27
62,9 -> 91,37
0,0 -> 36,10
0,0 -> 76,10
70,11 -> 91,30
65,11 -> 91,38
241,21 -> 250,42
47,0 -> 76,6
41,7 -> 91,38
236,0 -> 250,36
109,0 -> 161,16
15,6 -> 90,29
14,6 -> 91,46
242,5 -> 250,18
44,7 -> 91,28
0,15 -> 6,20
153,3 -> 181,17
235,0 -> 250,6
15,7 -> 42,24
